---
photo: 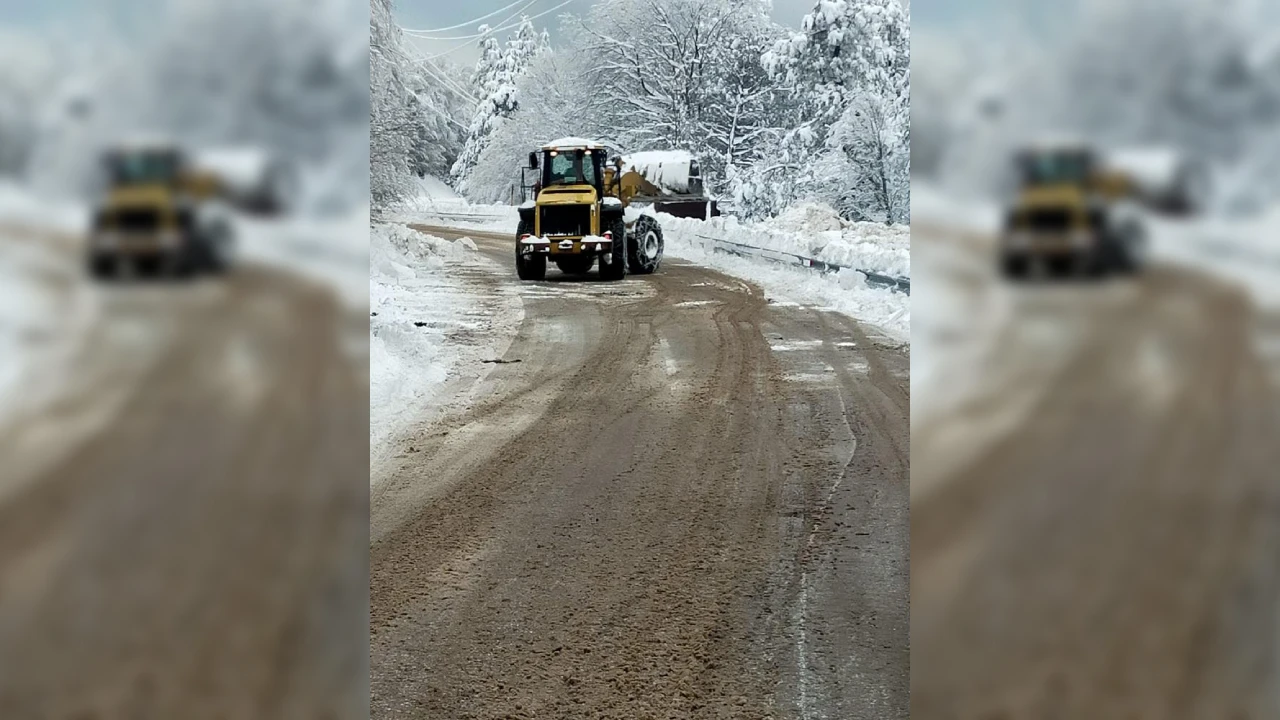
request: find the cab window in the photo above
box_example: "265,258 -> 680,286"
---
544,151 -> 598,187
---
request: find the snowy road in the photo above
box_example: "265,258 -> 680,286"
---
911,224 -> 1280,717
370,225 -> 909,719
0,236 -> 369,716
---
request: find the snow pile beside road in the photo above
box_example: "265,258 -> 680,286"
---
659,212 -> 909,340
1148,207 -> 1280,308
371,224 -> 466,455
0,181 -> 89,234
390,177 -> 518,235
0,227 -> 97,432
370,223 -> 522,467
235,207 -> 371,308
911,182 -> 1001,236
659,203 -> 910,278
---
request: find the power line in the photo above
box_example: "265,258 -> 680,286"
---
402,0 -> 539,41
417,0 -> 574,60
418,57 -> 480,104
398,0 -> 534,35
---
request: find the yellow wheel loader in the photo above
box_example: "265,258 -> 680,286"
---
999,143 -> 1146,280
88,142 -> 235,280
515,138 -> 666,281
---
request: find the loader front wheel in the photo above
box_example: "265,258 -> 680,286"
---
600,216 -> 628,281
515,218 -> 546,281
628,215 -> 663,275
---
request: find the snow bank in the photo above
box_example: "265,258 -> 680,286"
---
235,207 -> 370,308
391,196 -> 518,235
371,224 -> 471,458
416,174 -> 461,200
0,187 -> 98,433
0,180 -> 89,235
1148,205 -> 1280,308
760,203 -> 910,277
370,223 -> 523,466
910,182 -> 1002,235
658,210 -> 909,340
658,202 -> 910,279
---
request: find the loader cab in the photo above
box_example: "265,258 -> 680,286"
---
1014,147 -> 1096,189
533,146 -> 606,199
102,146 -> 186,189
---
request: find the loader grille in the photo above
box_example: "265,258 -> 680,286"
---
113,208 -> 162,233
1024,209 -> 1073,232
539,204 -> 591,237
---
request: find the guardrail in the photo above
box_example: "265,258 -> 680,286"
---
689,233 -> 911,295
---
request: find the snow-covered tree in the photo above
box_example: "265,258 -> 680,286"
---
458,0 -> 909,223
451,19 -> 544,194
568,0 -> 786,196
371,0 -> 419,210
406,57 -> 469,180
464,49 -> 609,204
765,0 -> 908,150
736,0 -> 910,221
0,32 -> 61,178
819,83 -> 909,222
6,0 -> 368,207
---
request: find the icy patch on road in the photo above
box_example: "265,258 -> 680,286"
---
370,223 -> 523,468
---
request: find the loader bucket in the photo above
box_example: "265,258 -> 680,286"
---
654,199 -> 719,220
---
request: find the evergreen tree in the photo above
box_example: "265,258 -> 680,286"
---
451,19 -> 543,194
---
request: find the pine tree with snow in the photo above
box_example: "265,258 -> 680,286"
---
451,18 -> 544,195
370,0 -> 420,210
748,0 -> 910,222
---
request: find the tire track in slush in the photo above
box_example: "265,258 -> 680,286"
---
372,223 -> 910,719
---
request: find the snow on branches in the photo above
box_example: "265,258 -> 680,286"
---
400,0 -> 911,224
450,18 -> 548,195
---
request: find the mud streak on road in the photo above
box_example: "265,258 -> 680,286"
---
370,225 -> 910,719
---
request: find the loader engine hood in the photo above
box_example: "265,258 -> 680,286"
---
1015,185 -> 1089,214
101,184 -> 180,210
535,186 -> 597,206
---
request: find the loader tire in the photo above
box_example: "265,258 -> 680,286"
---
88,254 -> 117,281
599,216 -> 628,281
515,218 -> 546,281
627,215 -> 663,275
